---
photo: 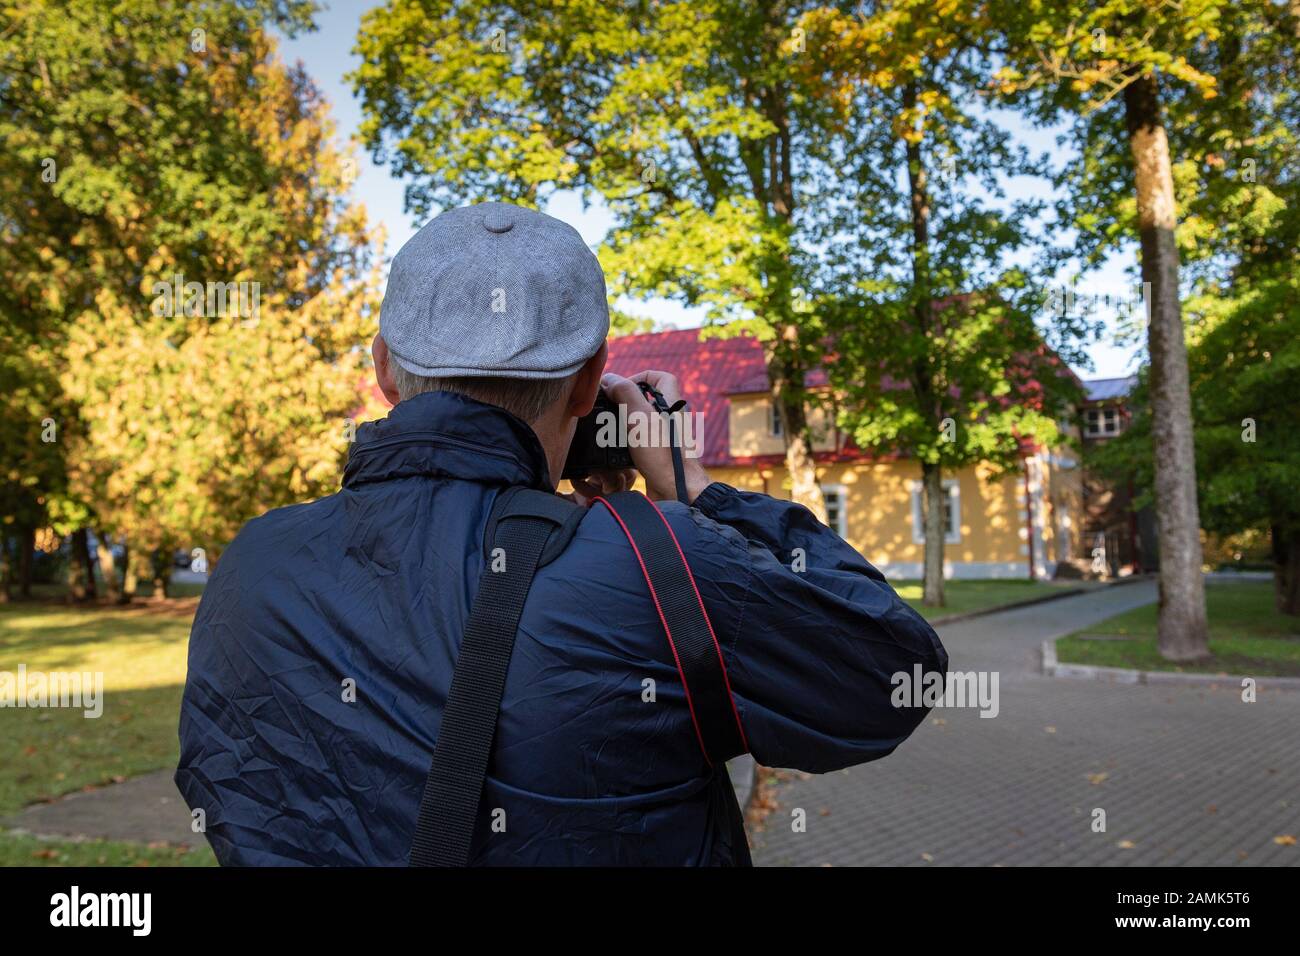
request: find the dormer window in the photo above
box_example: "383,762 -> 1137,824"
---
1084,407 -> 1122,438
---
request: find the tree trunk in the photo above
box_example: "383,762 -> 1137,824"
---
757,71 -> 825,524
120,539 -> 138,604
767,325 -> 827,521
905,81 -> 945,608
0,535 -> 11,604
779,396 -> 827,522
95,529 -> 120,603
66,529 -> 97,602
1123,72 -> 1209,661
1272,524 -> 1300,616
19,526 -> 34,598
922,461 -> 946,606
150,547 -> 170,601
79,529 -> 97,599
64,535 -> 81,600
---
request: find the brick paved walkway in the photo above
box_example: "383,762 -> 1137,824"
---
750,581 -> 1300,866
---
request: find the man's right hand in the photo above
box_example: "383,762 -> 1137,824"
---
600,370 -> 712,504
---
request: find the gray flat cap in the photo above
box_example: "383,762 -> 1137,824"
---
379,202 -> 610,379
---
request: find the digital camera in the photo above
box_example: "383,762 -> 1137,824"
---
560,390 -> 634,481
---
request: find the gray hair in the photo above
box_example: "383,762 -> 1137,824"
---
388,361 -> 576,425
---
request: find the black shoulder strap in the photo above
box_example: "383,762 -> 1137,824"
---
593,491 -> 748,768
408,488 -> 579,867
408,487 -> 748,866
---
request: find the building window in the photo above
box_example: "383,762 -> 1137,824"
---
769,401 -> 783,437
821,484 -> 848,538
1083,407 -> 1122,438
910,480 -> 961,545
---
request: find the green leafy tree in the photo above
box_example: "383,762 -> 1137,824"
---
1094,5 -> 1300,612
1,0 -> 381,596
1188,279 -> 1300,613
0,341 -> 67,600
351,0 -> 940,519
1183,3 -> 1299,612
794,1 -> 1081,604
989,0 -> 1289,659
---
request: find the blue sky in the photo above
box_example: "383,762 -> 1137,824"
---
280,1 -> 1144,380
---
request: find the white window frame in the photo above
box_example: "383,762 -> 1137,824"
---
1083,406 -> 1122,438
821,484 -> 848,538
910,479 -> 961,545
769,401 -> 783,437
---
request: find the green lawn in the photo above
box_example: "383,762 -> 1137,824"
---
0,830 -> 214,867
0,573 -> 1079,867
1056,580 -> 1300,677
0,600 -> 217,866
893,578 -> 1072,620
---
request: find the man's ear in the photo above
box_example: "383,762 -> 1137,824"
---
567,340 -> 607,418
372,334 -> 401,406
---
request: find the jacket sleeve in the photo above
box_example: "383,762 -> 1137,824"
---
174,532 -> 248,866
678,481 -> 949,773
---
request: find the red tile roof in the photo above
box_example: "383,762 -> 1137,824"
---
364,325 -> 1077,469
606,326 -> 1084,467
362,328 -> 859,467
604,327 -> 839,468
605,328 -> 755,467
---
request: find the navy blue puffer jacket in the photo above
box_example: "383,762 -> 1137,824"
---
175,391 -> 947,865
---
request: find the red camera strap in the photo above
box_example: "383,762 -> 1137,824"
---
593,491 -> 748,767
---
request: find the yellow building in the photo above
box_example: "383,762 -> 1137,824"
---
606,328 -> 1084,580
